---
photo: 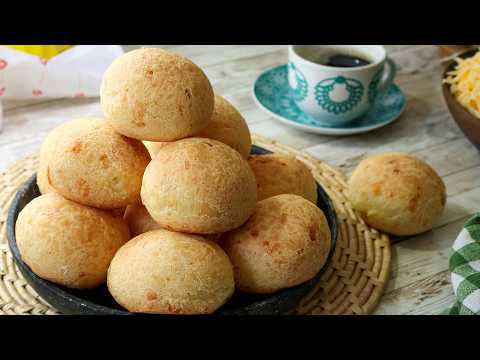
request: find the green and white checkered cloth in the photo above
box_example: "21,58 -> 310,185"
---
445,213 -> 480,315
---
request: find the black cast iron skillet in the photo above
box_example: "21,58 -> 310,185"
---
7,144 -> 338,315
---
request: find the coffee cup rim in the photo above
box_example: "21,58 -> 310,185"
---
289,45 -> 386,71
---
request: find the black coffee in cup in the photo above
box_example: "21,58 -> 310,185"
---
299,48 -> 372,68
323,53 -> 371,68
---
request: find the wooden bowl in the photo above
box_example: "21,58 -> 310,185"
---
6,145 -> 338,315
442,48 -> 480,151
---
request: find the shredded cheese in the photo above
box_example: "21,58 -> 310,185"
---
443,49 -> 480,119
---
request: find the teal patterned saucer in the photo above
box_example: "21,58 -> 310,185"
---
252,64 -> 406,136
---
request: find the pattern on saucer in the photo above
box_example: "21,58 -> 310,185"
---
253,64 -> 405,132
314,76 -> 364,114
288,62 -> 308,102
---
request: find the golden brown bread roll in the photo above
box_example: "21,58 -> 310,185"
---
15,193 -> 130,289
223,194 -> 331,294
142,141 -> 170,159
124,203 -> 162,237
111,207 -> 127,218
348,152 -> 446,236
194,95 -> 251,158
47,118 -> 150,210
142,95 -> 252,159
37,118 -> 95,194
123,203 -> 224,241
37,166 -> 55,195
107,229 -> 234,314
141,138 -> 257,234
100,48 -> 214,141
248,154 -> 317,203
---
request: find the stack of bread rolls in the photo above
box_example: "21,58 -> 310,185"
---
16,48 -> 332,314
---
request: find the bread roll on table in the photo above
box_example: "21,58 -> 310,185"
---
348,153 -> 446,236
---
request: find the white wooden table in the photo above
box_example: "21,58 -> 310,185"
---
0,45 -> 475,315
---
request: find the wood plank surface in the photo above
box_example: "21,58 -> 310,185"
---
1,44 -> 476,315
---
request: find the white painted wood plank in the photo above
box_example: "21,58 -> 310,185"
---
374,270 -> 455,315
250,118 -> 332,150
384,216 -> 467,293
436,185 -> 480,232
304,112 -> 463,175
385,44 -> 431,55
157,45 -> 284,68
0,136 -> 48,172
1,99 -> 101,141
444,165 -> 480,197
121,45 -> 179,52
0,98 -> 102,170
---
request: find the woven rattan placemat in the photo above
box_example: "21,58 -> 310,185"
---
0,134 -> 391,315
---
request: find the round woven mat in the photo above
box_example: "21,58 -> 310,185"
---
0,134 -> 391,315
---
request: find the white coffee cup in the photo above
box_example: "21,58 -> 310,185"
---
288,45 -> 396,125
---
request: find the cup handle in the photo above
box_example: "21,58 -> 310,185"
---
377,57 -> 397,92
